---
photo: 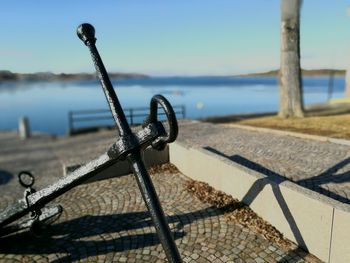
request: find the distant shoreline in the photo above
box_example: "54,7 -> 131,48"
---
0,68 -> 346,82
239,69 -> 345,77
0,70 -> 149,82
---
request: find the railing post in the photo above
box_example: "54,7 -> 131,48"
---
130,109 -> 134,126
18,116 -> 31,140
182,105 -> 186,119
67,111 -> 73,136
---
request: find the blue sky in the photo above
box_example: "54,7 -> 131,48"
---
1,0 -> 350,76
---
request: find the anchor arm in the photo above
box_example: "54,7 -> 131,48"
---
0,122 -> 162,229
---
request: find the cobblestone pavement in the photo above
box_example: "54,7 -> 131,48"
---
0,128 -> 320,262
178,121 -> 350,204
0,130 -> 116,200
0,172 -> 313,262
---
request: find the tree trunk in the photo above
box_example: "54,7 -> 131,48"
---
279,0 -> 304,118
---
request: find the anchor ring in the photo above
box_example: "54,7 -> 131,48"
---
144,95 -> 178,150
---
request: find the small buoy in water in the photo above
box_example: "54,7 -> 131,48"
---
196,102 -> 204,110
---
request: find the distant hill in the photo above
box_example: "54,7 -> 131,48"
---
0,70 -> 149,82
240,69 -> 346,77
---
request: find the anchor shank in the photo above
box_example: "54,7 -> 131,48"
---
128,152 -> 182,263
77,23 -> 182,262
86,41 -> 132,137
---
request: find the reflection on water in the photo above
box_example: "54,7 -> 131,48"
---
0,76 -> 345,135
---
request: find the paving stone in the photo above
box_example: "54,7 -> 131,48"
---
0,127 -> 322,262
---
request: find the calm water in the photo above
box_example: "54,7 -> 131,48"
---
0,76 -> 345,135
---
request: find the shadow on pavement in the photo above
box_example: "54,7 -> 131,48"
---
0,206 -> 221,262
297,156 -> 350,204
0,170 -> 13,185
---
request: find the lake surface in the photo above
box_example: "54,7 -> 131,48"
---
0,76 -> 345,135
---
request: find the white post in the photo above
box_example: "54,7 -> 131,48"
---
345,7 -> 350,98
18,116 -> 31,139
345,67 -> 350,98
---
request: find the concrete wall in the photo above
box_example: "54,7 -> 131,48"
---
329,204 -> 350,263
169,142 -> 350,263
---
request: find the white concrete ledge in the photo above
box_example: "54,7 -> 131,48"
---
169,141 -> 350,263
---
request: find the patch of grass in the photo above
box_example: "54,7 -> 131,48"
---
236,114 -> 350,139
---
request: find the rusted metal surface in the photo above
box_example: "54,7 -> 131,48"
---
0,23 -> 182,263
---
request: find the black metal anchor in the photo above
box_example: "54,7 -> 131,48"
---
0,23 -> 182,263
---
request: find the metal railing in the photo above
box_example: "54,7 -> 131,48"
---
68,105 -> 186,135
